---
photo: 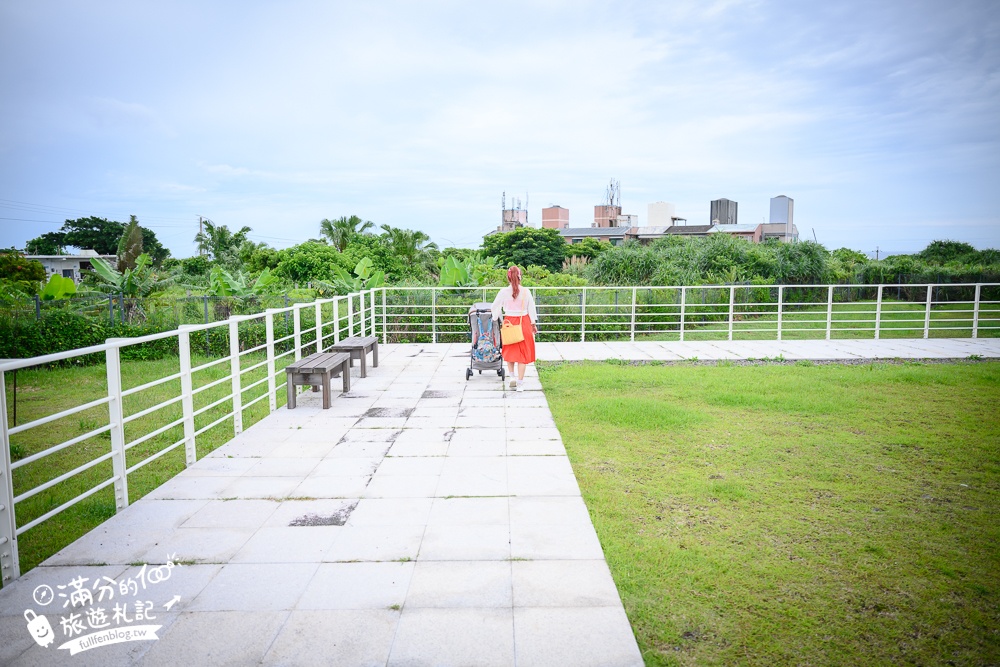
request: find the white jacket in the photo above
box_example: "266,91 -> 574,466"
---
490,286 -> 538,323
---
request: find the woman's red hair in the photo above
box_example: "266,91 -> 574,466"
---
507,265 -> 522,299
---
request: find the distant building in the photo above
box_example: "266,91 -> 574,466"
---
708,223 -> 763,243
593,205 -> 622,228
500,208 -> 527,232
769,195 -> 794,225
710,198 -> 738,225
666,225 -> 716,237
760,223 -> 799,243
648,201 -> 687,227
764,195 -> 798,242
625,226 -> 672,244
542,206 -> 569,229
26,249 -> 114,284
558,227 -> 628,246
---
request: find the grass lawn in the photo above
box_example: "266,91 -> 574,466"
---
539,360 -> 1000,666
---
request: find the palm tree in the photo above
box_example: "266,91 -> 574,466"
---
379,224 -> 438,268
194,220 -> 252,265
319,215 -> 374,252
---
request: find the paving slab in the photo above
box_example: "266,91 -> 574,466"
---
7,337 -> 988,664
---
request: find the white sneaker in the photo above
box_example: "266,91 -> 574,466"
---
509,379 -> 517,390
516,384 -> 525,392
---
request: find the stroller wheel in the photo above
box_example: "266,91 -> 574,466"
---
466,368 -> 472,381
478,370 -> 482,374
497,369 -> 503,377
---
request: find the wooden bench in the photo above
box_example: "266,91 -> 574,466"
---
284,352 -> 351,409
325,335 -> 379,378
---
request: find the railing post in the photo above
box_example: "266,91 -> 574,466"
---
104,344 -> 130,511
776,286 -> 784,341
178,327 -> 197,466
370,289 -> 377,339
382,288 -> 388,345
315,301 -> 323,353
923,284 -> 933,339
826,285 -> 834,340
580,287 -> 587,342
347,296 -> 355,338
630,287 -> 637,342
432,289 -> 438,344
293,304 -> 302,361
0,370 -> 21,583
359,291 -> 367,337
875,284 -> 884,339
972,284 -> 981,338
333,298 -> 341,344
265,310 -> 277,412
728,286 -> 735,341
679,287 -> 687,342
229,318 -> 243,435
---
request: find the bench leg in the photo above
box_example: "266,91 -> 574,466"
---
342,361 -> 351,392
322,371 -> 331,409
359,350 -> 367,378
372,342 -> 379,368
286,373 -> 296,409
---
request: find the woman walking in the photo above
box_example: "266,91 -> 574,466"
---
491,265 -> 538,391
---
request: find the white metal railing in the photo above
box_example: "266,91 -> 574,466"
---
0,290 -> 377,584
377,283 -> 1000,344
1,282 -> 997,584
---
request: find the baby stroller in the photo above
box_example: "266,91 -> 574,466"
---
466,302 -> 505,382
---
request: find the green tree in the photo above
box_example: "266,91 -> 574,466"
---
239,240 -> 281,273
565,237 -> 610,260
194,220 -> 252,267
379,224 -> 438,274
0,250 -> 47,285
25,217 -> 169,264
342,234 -> 408,282
319,215 -> 374,252
274,241 -> 352,284
24,232 -> 67,255
482,227 -> 566,273
916,240 -> 977,265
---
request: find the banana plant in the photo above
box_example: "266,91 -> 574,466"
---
438,255 -> 477,287
208,266 -> 280,299
39,274 -> 77,300
89,253 -> 166,297
330,257 -> 384,294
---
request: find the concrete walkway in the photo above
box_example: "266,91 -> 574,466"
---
1,338 -> 995,666
0,344 -> 643,667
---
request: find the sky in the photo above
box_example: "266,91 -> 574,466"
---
1,0 -> 998,258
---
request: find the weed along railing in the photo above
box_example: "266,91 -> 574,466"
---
0,289 -> 379,585
0,282 -> 997,583
377,283 -> 1000,343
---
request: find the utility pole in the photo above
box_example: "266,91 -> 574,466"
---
875,246 -> 880,261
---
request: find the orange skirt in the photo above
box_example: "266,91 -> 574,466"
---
502,315 -> 536,364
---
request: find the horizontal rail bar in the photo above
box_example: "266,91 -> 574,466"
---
125,415 -> 186,451
11,423 -> 113,469
122,395 -> 183,424
16,477 -> 119,535
126,438 -> 186,475
14,451 -> 116,504
8,395 -> 112,436
121,371 -> 183,397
